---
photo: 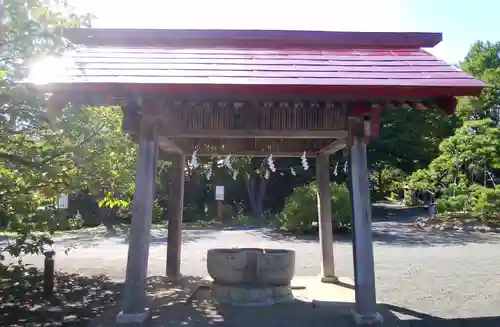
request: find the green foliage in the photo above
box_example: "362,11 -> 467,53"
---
369,107 -> 457,174
405,41 -> 500,223
0,1 -> 140,258
435,195 -> 468,214
277,182 -> 352,234
370,163 -> 405,200
434,186 -> 500,222
406,119 -> 500,198
458,41 -> 500,124
472,186 -> 500,221
1,0 -> 89,256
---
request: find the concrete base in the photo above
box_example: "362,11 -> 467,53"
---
115,308 -> 150,324
351,310 -> 384,325
320,275 -> 339,284
293,276 -> 354,303
165,273 -> 183,283
211,282 -> 294,307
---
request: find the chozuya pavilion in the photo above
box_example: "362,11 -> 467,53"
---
30,28 -> 484,324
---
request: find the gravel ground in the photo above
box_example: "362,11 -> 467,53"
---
7,203 -> 500,321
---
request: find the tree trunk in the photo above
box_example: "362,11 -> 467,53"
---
245,173 -> 268,222
98,204 -> 117,235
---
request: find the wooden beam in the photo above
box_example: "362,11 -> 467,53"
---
158,136 -> 184,154
319,138 -> 347,155
164,130 -> 348,139
194,151 -> 316,157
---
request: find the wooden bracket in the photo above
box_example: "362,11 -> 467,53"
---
319,138 -> 347,155
350,105 -> 381,144
158,136 -> 184,154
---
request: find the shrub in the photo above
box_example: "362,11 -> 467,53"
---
370,165 -> 405,201
472,185 -> 500,222
434,185 -> 500,224
435,194 -> 468,213
278,182 -> 352,234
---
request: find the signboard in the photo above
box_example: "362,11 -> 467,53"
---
215,186 -> 224,200
57,193 -> 69,209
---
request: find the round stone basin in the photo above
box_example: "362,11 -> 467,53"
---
206,248 -> 295,286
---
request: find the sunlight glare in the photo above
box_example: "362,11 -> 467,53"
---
28,57 -> 66,85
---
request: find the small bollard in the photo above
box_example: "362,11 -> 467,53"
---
43,249 -> 55,297
428,203 -> 437,219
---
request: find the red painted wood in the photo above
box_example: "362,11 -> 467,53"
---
36,30 -> 485,115
47,76 -> 484,88
74,52 -> 435,62
63,28 -> 443,49
72,57 -> 450,67
62,62 -> 457,72
43,82 -> 483,99
78,47 -> 430,56
370,107 -> 381,138
61,69 -> 475,80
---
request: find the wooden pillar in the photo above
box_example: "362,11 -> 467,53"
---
166,154 -> 185,279
348,116 -> 383,325
316,154 -> 337,283
117,118 -> 158,324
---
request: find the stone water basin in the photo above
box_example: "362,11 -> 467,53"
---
207,248 -> 295,285
206,248 -> 296,305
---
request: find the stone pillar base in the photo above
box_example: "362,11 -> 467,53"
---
211,282 -> 294,307
165,273 -> 182,283
116,308 -> 150,324
320,275 -> 339,284
351,310 -> 384,325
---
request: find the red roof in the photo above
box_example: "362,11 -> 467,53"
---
38,29 -> 484,99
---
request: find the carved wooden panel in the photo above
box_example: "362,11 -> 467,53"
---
165,100 -> 347,132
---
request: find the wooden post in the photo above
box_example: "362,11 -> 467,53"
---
348,116 -> 383,325
166,154 -> 185,280
117,118 -> 158,324
216,200 -> 222,220
214,185 -> 224,221
43,250 -> 55,298
316,154 -> 337,283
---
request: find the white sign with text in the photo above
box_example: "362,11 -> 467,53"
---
215,186 -> 224,200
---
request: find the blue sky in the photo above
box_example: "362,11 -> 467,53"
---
74,0 -> 499,64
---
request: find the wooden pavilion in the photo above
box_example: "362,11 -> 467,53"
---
33,28 -> 485,324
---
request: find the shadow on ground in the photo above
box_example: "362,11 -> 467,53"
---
90,275 -> 500,327
371,202 -> 428,223
255,202 -> 500,247
0,264 -> 121,327
385,304 -> 500,327
2,267 -> 497,327
27,225 -> 221,249
256,224 -> 500,247
371,223 -> 500,246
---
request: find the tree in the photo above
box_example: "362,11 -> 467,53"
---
406,119 -> 500,206
457,41 -> 500,124
58,105 -> 137,230
0,0 -> 102,256
368,107 -> 457,174
429,119 -> 500,187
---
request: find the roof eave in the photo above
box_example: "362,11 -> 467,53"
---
62,28 -> 443,49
